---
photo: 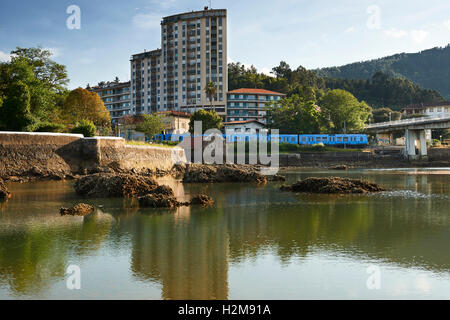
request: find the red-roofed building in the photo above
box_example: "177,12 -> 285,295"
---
226,88 -> 286,124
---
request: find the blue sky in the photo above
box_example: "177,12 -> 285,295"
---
1,0 -> 450,89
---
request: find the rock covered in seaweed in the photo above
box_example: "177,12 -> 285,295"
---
0,179 -> 11,200
60,203 -> 95,216
182,164 -> 267,184
138,193 -> 189,208
190,194 -> 214,206
74,173 -> 158,198
281,177 -> 385,194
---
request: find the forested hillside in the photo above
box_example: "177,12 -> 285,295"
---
228,61 -> 444,110
315,45 -> 450,99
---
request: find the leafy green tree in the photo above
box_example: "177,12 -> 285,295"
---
0,81 -> 35,131
0,47 -> 69,128
265,94 -> 324,134
204,81 -> 217,112
135,114 -> 165,140
189,109 -> 223,133
319,89 -> 372,133
372,107 -> 402,123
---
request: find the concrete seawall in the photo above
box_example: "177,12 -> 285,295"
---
0,132 -> 186,179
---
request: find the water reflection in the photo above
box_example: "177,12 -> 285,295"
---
0,171 -> 449,299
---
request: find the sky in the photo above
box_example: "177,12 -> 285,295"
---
1,0 -> 450,89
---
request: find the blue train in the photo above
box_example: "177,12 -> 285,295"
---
154,133 -> 368,147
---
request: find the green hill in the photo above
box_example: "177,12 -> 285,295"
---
315,45 -> 450,99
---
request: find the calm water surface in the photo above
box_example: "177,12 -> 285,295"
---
0,169 -> 449,300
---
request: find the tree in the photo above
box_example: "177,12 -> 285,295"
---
114,76 -> 120,83
319,89 -> 372,133
0,81 -> 35,131
372,107 -> 402,123
0,47 -> 69,127
272,61 -> 292,79
189,109 -> 223,133
135,114 -> 165,140
204,81 -> 217,112
265,94 -> 325,134
61,88 -> 111,129
10,47 -> 68,92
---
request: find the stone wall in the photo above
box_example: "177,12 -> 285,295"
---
428,148 -> 450,161
0,132 -> 186,179
279,151 -> 407,168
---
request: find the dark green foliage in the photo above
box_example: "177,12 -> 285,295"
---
135,114 -> 165,140
189,109 -> 223,133
34,121 -> 66,133
228,61 -> 325,97
0,47 -> 69,131
71,119 -> 96,137
372,107 -> 402,123
316,45 -> 450,99
265,95 -> 325,134
0,80 -> 35,131
324,72 -> 443,110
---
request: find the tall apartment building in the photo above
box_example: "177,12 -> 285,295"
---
227,88 -> 285,123
91,81 -> 132,124
130,8 -> 228,118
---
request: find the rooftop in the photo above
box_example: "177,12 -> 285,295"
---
162,8 -> 226,24
224,120 -> 266,126
91,81 -> 131,90
157,111 -> 191,118
227,88 -> 286,96
402,101 -> 450,110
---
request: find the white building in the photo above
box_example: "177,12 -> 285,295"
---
130,8 -> 228,118
402,102 -> 450,118
224,120 -> 266,135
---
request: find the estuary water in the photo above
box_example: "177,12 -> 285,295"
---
0,169 -> 449,300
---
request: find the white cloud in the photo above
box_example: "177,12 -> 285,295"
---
0,50 -> 11,62
411,29 -> 429,44
132,13 -> 161,30
261,67 -> 275,77
384,28 -> 408,38
345,26 -> 355,33
443,20 -> 450,30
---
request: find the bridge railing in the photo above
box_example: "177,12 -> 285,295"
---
366,115 -> 450,129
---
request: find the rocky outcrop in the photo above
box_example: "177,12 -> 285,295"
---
74,173 -> 158,197
269,174 -> 286,182
0,179 -> 11,200
138,193 -> 189,208
190,194 -> 214,206
183,164 -> 268,184
60,203 -> 95,216
281,177 -> 385,194
329,165 -> 349,170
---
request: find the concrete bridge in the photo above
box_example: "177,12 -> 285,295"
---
366,116 -> 450,160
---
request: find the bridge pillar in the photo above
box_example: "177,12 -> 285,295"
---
418,129 -> 428,159
405,129 -> 427,160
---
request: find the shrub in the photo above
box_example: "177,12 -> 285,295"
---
34,121 -> 66,133
311,143 -> 326,151
71,119 -> 96,137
